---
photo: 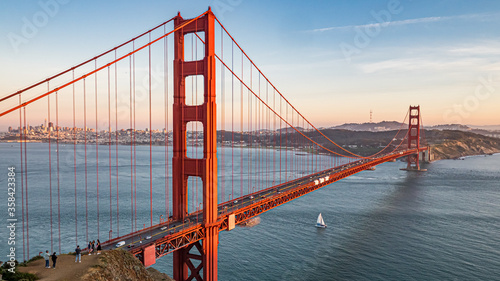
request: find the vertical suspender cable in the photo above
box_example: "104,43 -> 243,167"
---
248,65 -> 251,195
249,66 -> 253,192
73,70 -> 78,246
301,117 -> 304,173
56,90 -> 61,254
163,26 -> 170,221
220,26 -> 225,203
95,60 -> 100,240
19,95 -> 25,261
303,117 -> 306,173
257,73 -> 260,190
273,89 -> 276,187
258,74 -> 261,190
266,83 -> 269,187
297,112 -> 304,173
149,32 -> 153,226
258,73 -> 261,189
129,55 -> 134,232
48,84 -> 53,253
133,42 -> 137,232
315,140 -> 318,171
23,106 -> 29,258
108,66 -> 113,234
115,50 -> 119,237
285,104 -> 288,181
297,113 -> 299,173
240,51 -> 243,195
279,98 -> 282,184
84,78 -> 88,243
291,108 -> 293,180
231,41 -> 234,198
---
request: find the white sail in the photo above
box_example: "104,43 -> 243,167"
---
317,213 -> 323,224
316,213 -> 326,227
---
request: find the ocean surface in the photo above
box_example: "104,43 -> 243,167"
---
1,142 -> 499,280
156,153 -> 500,281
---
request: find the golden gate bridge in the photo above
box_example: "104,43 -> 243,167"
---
0,8 -> 429,281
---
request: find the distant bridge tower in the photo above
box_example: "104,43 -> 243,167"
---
406,105 -> 421,170
172,8 -> 218,281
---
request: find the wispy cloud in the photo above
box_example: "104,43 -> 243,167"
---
310,16 -> 443,33
358,57 -> 494,74
448,45 -> 500,56
307,13 -> 499,33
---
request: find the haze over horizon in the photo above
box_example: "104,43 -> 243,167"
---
1,0 -> 499,131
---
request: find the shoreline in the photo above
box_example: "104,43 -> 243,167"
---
3,140 -> 499,161
429,150 -> 500,162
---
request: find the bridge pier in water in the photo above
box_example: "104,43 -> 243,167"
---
420,147 -> 432,163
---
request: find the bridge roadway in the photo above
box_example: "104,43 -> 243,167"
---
100,147 -> 427,263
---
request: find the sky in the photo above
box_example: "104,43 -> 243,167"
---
1,0 -> 500,131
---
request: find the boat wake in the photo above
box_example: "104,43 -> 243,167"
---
239,217 -> 261,228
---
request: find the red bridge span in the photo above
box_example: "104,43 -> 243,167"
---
0,8 -> 429,281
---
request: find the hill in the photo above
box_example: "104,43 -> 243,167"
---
331,121 -> 403,131
424,130 -> 500,160
325,122 -> 500,138
235,128 -> 500,160
14,250 -> 173,281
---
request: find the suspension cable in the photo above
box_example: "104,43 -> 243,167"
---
193,31 -> 408,159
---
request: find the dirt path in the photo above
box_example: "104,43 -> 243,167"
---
17,253 -> 99,281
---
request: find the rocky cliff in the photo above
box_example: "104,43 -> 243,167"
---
81,250 -> 173,281
425,130 -> 500,160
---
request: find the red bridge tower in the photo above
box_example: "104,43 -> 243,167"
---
173,9 -> 218,281
407,105 -> 421,170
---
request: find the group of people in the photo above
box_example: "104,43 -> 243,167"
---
87,240 -> 102,255
75,239 -> 102,263
42,250 -> 57,269
41,239 -> 103,267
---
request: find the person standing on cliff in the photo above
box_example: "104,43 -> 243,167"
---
96,239 -> 102,255
43,250 -> 50,268
88,241 -> 92,255
75,245 -> 82,263
51,252 -> 58,269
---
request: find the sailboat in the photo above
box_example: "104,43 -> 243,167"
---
315,213 -> 327,228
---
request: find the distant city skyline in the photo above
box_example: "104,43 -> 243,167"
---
1,0 -> 499,131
